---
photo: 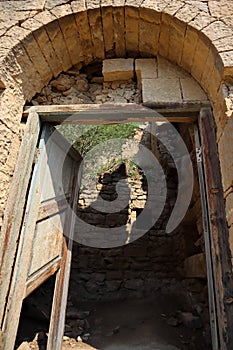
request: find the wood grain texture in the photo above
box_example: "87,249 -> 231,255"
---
200,108 -> 233,350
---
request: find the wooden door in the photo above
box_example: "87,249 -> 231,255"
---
1,124 -> 81,350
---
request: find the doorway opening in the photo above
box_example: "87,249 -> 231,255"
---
15,116 -> 212,350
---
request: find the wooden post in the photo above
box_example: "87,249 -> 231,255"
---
199,108 -> 233,350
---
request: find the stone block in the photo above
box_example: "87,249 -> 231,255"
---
105,280 -> 121,291
175,3 -> 200,23
101,5 -> 114,54
135,58 -> 157,88
184,253 -> 207,279
167,17 -> 186,65
72,8 -> 93,63
58,14 -> 83,66
200,48 -> 217,95
229,226 -> 233,258
23,34 -> 53,85
86,1 -> 105,59
191,35 -> 210,83
13,45 -> 44,99
124,279 -> 144,290
189,12 -> 215,31
112,4 -> 125,57
226,192 -> 233,227
180,77 -> 208,102
125,6 -> 139,57
141,78 -> 182,105
202,20 -> 233,42
34,10 -> 56,26
139,7 -> 160,57
139,19 -> 160,57
214,36 -> 233,53
158,13 -> 170,58
45,20 -> 72,72
181,27 -> 199,73
163,0 -> 185,16
220,51 -> 233,78
218,118 -> 233,191
157,55 -> 188,79
103,59 -> 134,82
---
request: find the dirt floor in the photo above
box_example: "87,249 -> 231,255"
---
16,292 -> 211,350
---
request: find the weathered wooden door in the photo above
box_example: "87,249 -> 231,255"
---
1,124 -> 81,350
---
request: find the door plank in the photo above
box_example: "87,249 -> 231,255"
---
0,110 -> 40,324
47,169 -> 80,350
1,127 -> 48,350
25,257 -> 62,298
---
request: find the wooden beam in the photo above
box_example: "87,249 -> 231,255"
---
23,104 -> 198,124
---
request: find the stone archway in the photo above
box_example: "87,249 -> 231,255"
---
0,1 -> 233,349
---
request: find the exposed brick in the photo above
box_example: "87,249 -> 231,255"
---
103,58 -> 134,81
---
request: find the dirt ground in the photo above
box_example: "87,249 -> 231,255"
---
17,292 -> 211,350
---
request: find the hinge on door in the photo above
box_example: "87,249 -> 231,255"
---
33,148 -> 40,164
196,147 -> 202,163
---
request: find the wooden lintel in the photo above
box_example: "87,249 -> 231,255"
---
22,103 -> 201,124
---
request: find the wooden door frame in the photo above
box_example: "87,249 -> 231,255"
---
0,103 -> 231,350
